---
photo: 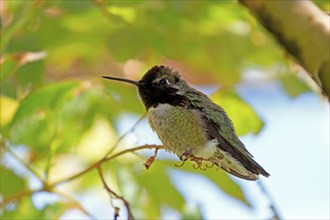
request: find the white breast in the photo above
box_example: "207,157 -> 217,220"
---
195,139 -> 219,159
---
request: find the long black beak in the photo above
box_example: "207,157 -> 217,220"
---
102,76 -> 139,86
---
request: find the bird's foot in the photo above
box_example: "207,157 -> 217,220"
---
176,150 -> 209,171
174,161 -> 186,167
191,158 -> 206,171
175,150 -> 194,168
179,149 -> 193,161
205,159 -> 220,169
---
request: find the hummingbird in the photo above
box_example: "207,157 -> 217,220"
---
103,65 -> 270,180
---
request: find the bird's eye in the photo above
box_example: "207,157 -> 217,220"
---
159,78 -> 170,85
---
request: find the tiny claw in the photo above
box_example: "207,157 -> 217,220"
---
192,163 -> 199,169
205,163 -> 213,169
192,163 -> 207,171
205,161 -> 215,168
179,149 -> 192,161
175,160 -> 186,167
189,156 -> 204,170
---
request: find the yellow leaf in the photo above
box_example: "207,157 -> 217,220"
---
0,95 -> 19,127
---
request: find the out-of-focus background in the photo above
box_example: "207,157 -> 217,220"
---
1,1 -> 329,219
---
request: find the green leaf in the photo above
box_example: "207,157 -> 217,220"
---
1,196 -> 67,219
56,87 -> 118,150
211,89 -> 264,136
280,73 -> 312,98
113,159 -> 186,218
1,198 -> 37,219
107,28 -> 146,62
1,2 -> 38,53
0,166 -> 26,199
8,81 -> 80,151
103,82 -> 144,114
11,81 -> 80,125
10,108 -> 56,150
0,55 -> 19,82
163,160 -> 251,207
0,52 -> 46,83
135,161 -> 185,211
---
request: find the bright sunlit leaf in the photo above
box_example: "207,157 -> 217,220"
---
0,95 -> 19,127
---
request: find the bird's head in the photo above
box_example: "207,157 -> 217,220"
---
103,65 -> 189,110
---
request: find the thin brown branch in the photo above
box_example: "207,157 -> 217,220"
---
97,165 -> 134,220
1,144 -> 163,207
52,114 -> 147,186
52,145 -> 163,187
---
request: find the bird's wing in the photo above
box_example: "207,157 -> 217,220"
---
186,89 -> 270,177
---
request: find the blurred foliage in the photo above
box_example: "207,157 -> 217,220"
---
0,0 -> 318,219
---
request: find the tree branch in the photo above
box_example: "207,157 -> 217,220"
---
1,144 -> 163,207
239,0 -> 330,98
97,165 -> 134,220
53,145 -> 163,187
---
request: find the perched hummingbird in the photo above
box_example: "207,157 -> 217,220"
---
103,65 -> 269,180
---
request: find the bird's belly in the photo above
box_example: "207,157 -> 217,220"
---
148,104 -> 209,156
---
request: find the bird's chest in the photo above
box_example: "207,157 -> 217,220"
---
147,103 -> 207,155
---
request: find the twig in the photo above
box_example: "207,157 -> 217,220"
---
1,144 -> 163,207
55,114 -> 146,186
97,165 -> 134,220
257,180 -> 282,220
53,145 -> 163,187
